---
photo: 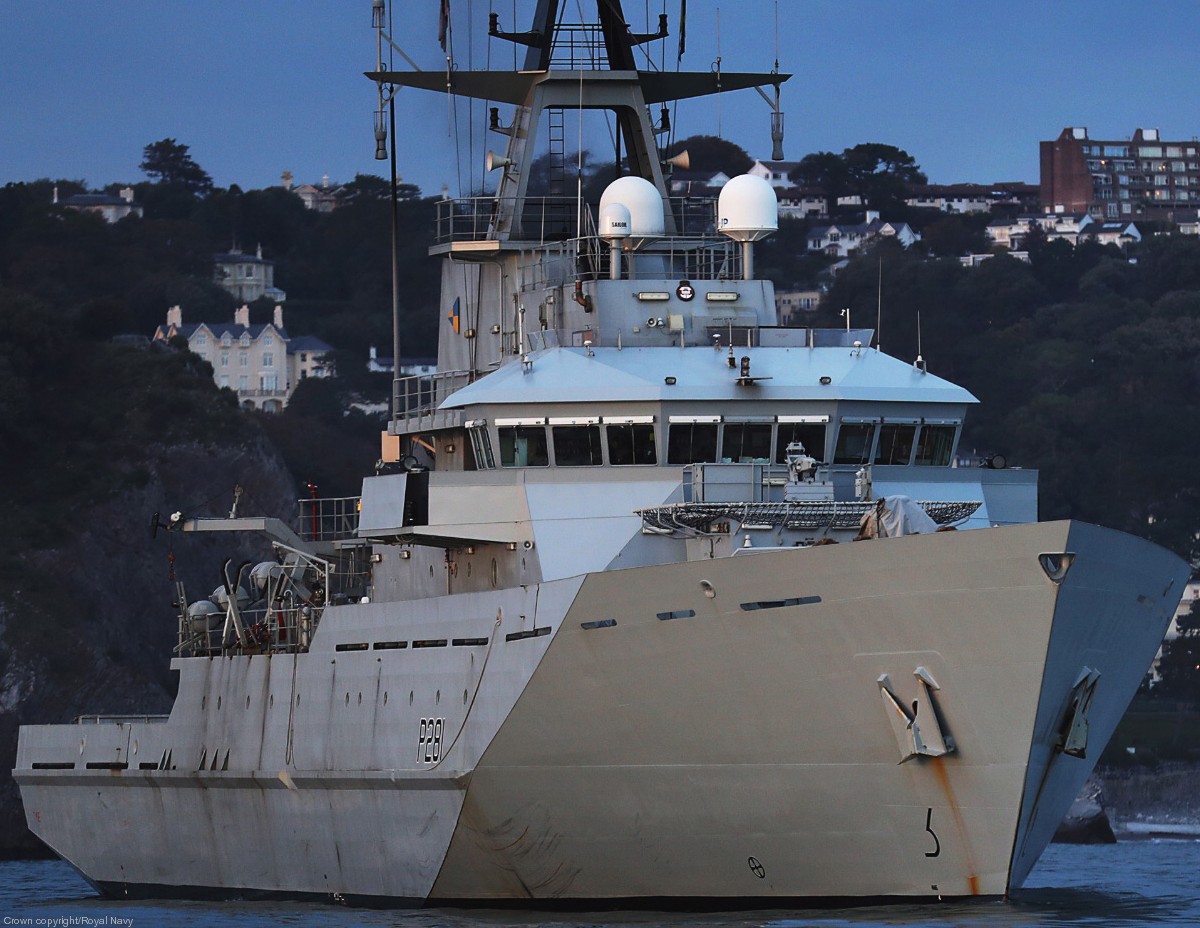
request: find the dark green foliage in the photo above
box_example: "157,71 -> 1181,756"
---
255,378 -> 386,498
0,157 -> 442,560
0,319 -> 251,549
920,213 -> 991,257
666,135 -> 754,176
755,217 -> 823,288
1101,698 -> 1200,763
140,138 -> 213,196
1155,607 -> 1200,704
789,151 -> 849,202
842,143 -> 927,215
789,143 -> 926,215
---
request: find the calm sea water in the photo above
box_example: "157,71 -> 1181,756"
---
2,840 -> 1198,928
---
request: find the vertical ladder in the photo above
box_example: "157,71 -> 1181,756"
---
546,107 -> 571,236
547,106 -> 567,198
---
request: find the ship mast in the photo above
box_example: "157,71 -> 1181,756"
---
368,0 -> 789,244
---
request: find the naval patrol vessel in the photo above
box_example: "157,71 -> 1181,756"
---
15,0 -> 1189,904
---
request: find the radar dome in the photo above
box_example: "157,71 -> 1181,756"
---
599,176 -> 665,237
599,201 -> 632,240
717,174 -> 778,242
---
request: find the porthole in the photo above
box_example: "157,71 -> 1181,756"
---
436,690 -> 441,705
491,558 -> 498,588
467,562 -> 472,577
357,692 -> 362,705
463,689 -> 468,704
296,692 -> 301,706
345,693 -> 350,706
409,691 -> 414,705
202,695 -> 207,710
217,696 -> 222,711
384,691 -> 389,705
270,694 -> 274,708
246,695 -> 250,709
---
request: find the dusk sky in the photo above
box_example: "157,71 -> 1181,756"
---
4,1 -> 1199,199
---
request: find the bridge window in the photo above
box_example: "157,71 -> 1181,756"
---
915,424 -> 957,466
721,422 -> 772,463
833,421 -> 877,465
607,423 -> 657,465
876,423 -> 917,465
553,425 -> 603,466
498,425 -> 548,467
667,419 -> 720,465
776,419 -> 827,463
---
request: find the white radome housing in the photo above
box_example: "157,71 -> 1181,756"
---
718,173 -> 778,242
599,176 -> 665,237
599,201 -> 632,240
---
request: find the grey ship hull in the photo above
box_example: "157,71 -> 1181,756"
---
16,520 -> 1186,903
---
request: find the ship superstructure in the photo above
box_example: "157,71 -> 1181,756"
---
15,0 -> 1189,905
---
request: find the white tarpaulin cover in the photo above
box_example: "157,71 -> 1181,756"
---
859,495 -> 939,538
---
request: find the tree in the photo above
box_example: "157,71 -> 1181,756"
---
338,173 -> 421,203
790,144 -> 926,215
667,135 -> 753,177
921,214 -> 989,258
842,143 -> 926,215
1157,607 -> 1200,703
789,151 -> 849,203
140,138 -> 213,196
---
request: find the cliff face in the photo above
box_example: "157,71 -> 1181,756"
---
0,435 -> 298,858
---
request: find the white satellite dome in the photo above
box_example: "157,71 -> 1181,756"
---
598,176 -> 665,237
717,173 -> 778,242
599,201 -> 632,240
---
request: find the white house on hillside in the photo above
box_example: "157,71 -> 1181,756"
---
985,212 -> 1138,251
57,187 -> 142,223
777,187 -> 828,219
213,245 -> 287,303
749,160 -> 801,188
153,304 -> 332,412
806,212 -> 920,257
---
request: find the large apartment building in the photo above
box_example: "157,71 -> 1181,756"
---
1041,127 -> 1200,221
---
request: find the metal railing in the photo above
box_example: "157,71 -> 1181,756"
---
436,195 -> 719,245
547,23 -> 609,69
298,496 -> 360,542
436,196 -> 588,243
392,369 -> 473,422
512,237 -> 741,292
177,544 -> 335,658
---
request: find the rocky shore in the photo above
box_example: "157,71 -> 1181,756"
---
1055,764 -> 1200,843
1098,763 -> 1200,836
